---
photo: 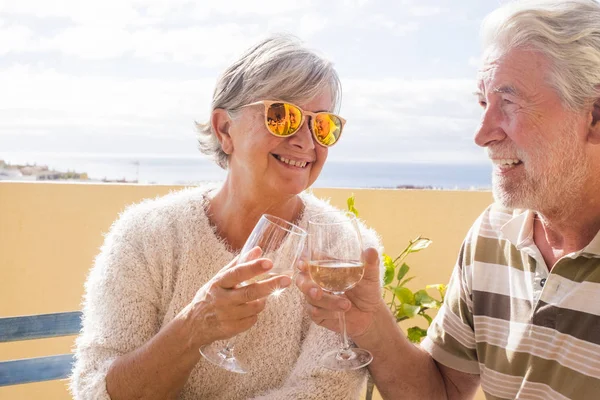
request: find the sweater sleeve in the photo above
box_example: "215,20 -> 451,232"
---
70,205 -> 166,399
248,220 -> 383,400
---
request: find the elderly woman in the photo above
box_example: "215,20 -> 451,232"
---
70,34 -> 381,400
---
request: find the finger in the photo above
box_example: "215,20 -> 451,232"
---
304,302 -> 344,322
295,269 -> 324,301
294,269 -> 312,290
306,289 -> 351,312
222,246 -> 262,271
361,247 -> 381,283
230,275 -> 292,304
225,315 -> 259,337
225,298 -> 267,320
295,268 -> 350,310
219,256 -> 272,289
216,246 -> 263,276
296,259 -> 308,273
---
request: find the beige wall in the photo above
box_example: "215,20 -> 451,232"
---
0,182 -> 492,399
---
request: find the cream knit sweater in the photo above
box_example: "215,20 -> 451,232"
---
70,185 -> 382,400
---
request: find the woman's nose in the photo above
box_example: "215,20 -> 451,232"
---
288,118 -> 315,150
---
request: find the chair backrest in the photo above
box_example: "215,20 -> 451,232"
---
0,311 -> 82,386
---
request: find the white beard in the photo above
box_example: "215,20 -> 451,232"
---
491,117 -> 589,216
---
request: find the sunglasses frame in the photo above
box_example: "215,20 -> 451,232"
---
240,100 -> 346,148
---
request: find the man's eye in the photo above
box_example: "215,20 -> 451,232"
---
478,100 -> 487,108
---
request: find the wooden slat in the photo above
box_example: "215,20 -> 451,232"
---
0,354 -> 74,386
0,312 -> 82,342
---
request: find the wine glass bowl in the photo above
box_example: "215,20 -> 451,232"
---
308,260 -> 364,294
308,210 -> 373,371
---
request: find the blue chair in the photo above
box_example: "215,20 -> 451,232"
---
0,311 -> 82,386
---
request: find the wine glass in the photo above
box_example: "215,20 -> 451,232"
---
307,210 -> 373,370
199,214 -> 307,373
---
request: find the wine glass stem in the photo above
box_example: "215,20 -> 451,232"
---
338,310 -> 352,356
219,338 -> 237,359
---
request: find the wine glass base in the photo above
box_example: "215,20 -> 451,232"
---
199,344 -> 248,374
319,348 -> 373,371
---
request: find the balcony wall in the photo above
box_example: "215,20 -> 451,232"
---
0,182 -> 492,399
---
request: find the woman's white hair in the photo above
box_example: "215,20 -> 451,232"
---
196,34 -> 342,169
481,0 -> 600,110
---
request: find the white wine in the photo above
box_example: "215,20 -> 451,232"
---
309,260 -> 364,293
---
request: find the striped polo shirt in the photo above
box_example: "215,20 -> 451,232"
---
421,204 -> 600,400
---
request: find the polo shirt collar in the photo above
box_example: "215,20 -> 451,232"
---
499,208 -> 600,257
499,209 -> 533,250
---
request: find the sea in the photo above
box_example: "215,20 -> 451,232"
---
0,152 -> 493,190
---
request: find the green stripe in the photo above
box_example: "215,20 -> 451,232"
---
478,342 -> 600,400
428,322 -> 478,362
551,257 -> 600,283
473,236 -> 529,272
444,273 -> 475,328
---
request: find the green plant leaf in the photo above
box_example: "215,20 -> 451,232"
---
395,314 -> 409,323
383,254 -> 395,286
401,303 -> 421,318
347,195 -> 359,217
407,237 -> 432,254
393,287 -> 415,305
407,327 -> 428,343
414,290 -> 440,308
399,276 -> 416,287
426,284 -> 447,299
396,263 -> 410,281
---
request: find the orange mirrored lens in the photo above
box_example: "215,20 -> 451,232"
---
265,102 -> 302,137
313,113 -> 342,146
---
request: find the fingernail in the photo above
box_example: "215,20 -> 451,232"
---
309,288 -> 318,299
280,276 -> 291,287
340,299 -> 351,310
262,260 -> 272,269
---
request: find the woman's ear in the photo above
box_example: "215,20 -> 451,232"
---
212,109 -> 234,154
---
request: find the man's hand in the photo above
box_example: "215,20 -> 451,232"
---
295,247 -> 385,338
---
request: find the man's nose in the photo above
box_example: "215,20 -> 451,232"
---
474,104 -> 506,147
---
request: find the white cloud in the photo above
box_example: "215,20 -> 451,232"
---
408,6 -> 448,17
1,0 -> 314,25
0,0 -> 498,172
0,65 -> 215,126
0,23 -> 36,55
360,14 -> 420,36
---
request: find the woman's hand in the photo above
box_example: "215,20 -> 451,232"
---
181,247 -> 291,347
295,247 -> 385,339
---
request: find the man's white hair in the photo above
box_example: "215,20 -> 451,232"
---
481,0 -> 600,110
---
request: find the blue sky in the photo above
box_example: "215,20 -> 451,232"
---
0,0 -> 504,165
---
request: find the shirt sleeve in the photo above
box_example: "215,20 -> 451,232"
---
420,229 -> 481,375
69,205 -> 165,399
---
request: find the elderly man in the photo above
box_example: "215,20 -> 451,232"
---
297,0 -> 600,399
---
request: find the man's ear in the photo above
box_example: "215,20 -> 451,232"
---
588,97 -> 600,144
212,109 -> 234,154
